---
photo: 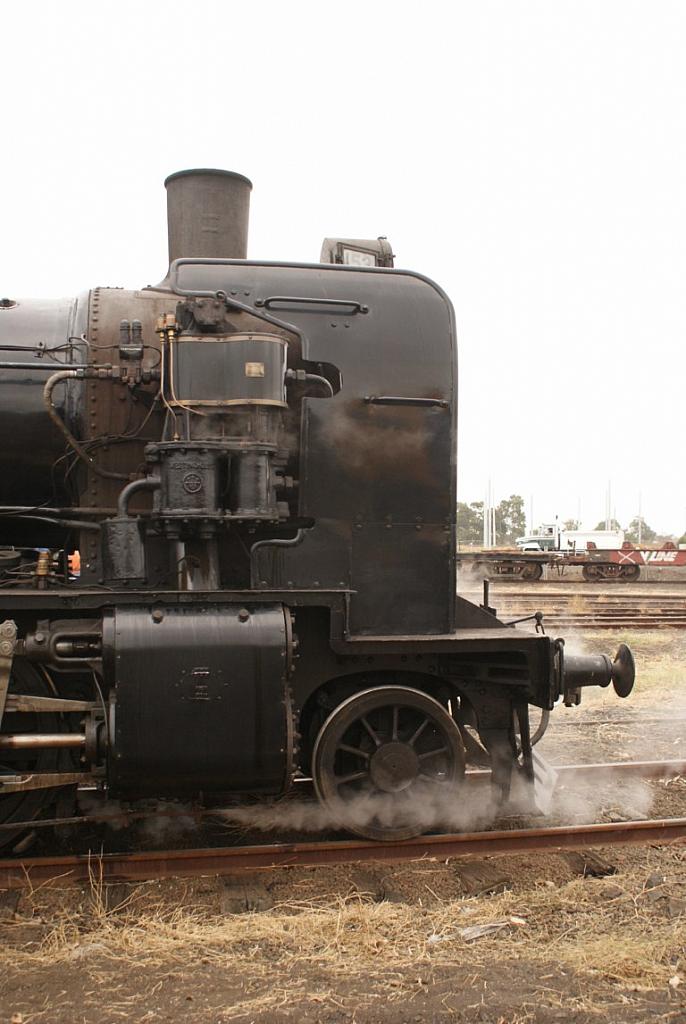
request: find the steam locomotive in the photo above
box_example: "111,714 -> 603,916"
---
0,169 -> 634,848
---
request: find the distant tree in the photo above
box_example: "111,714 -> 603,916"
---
679,533 -> 686,546
458,494 -> 527,547
563,519 -> 580,531
594,518 -> 622,532
457,501 -> 484,547
625,517 -> 656,544
496,495 -> 527,546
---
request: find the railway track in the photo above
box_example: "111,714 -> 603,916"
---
461,586 -> 686,629
2,759 -> 685,890
3,817 -> 686,889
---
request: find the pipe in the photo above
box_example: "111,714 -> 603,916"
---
0,362 -> 92,371
531,709 -> 550,746
303,373 -> 334,397
250,529 -> 306,588
117,477 -> 160,517
165,169 -> 253,264
43,370 -> 129,482
0,506 -> 102,515
0,514 -> 100,532
0,733 -> 86,750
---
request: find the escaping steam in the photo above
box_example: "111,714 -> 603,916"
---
217,779 -> 498,835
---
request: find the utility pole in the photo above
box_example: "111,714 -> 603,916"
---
638,492 -> 642,545
483,481 -> 496,548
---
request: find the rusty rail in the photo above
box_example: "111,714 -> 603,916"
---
3,815 -> 686,890
553,759 -> 686,778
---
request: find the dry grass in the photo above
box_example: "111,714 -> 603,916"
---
4,852 -> 685,990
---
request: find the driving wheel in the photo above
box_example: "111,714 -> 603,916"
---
312,685 -> 466,841
0,660 -> 64,851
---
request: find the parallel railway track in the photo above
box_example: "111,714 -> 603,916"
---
2,759 -> 685,889
461,586 -> 686,629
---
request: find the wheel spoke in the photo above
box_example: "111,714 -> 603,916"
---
360,717 -> 382,747
408,717 -> 430,746
338,743 -> 370,761
391,706 -> 399,741
417,745 -> 448,762
335,770 -> 369,787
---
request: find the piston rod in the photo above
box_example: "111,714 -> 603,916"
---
0,733 -> 86,750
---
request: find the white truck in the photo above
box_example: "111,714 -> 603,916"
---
516,523 -> 625,553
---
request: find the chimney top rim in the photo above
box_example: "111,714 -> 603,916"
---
164,168 -> 253,190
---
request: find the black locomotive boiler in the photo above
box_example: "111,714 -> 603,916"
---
0,169 -> 634,846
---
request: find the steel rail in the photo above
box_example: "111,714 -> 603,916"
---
552,759 -> 686,779
2,816 -> 686,889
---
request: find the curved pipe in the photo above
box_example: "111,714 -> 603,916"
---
531,709 -> 550,746
117,477 -> 160,518
303,373 -> 334,397
43,370 -> 129,482
249,529 -> 306,588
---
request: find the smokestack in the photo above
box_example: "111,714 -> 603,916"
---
164,168 -> 253,264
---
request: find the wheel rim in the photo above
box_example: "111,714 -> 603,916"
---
312,685 -> 465,841
0,660 -> 61,850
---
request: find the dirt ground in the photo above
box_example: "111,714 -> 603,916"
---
2,627 -> 686,1024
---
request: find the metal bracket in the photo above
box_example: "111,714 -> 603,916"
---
0,619 -> 17,727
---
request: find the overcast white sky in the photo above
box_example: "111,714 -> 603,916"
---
1,1 -> 684,534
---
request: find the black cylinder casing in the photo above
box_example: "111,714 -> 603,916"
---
104,603 -> 292,798
170,333 -> 287,407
